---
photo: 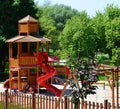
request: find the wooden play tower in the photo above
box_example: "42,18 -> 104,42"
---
5,15 -> 51,92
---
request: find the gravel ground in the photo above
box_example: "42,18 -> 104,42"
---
0,81 -> 119,104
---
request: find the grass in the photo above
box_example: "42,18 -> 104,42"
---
98,74 -> 106,81
0,102 -> 31,109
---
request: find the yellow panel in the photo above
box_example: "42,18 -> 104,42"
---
118,72 -> 120,76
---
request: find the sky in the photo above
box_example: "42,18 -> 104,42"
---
35,0 -> 120,17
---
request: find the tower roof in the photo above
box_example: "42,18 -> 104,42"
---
6,35 -> 51,43
18,15 -> 38,23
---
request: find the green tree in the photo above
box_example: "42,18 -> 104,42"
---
105,4 -> 120,65
14,0 -> 37,20
92,12 -> 107,54
104,4 -> 120,20
36,5 -> 58,54
36,4 -> 78,55
105,17 -> 120,65
0,0 -> 16,39
51,4 -> 78,31
59,12 -> 96,59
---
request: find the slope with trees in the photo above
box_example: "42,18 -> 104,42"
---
36,3 -> 78,55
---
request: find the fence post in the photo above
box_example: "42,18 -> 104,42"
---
5,89 -> 8,109
64,96 -> 68,109
104,100 -> 108,109
32,93 -> 35,109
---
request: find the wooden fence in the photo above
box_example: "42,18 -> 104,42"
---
0,91 -> 118,109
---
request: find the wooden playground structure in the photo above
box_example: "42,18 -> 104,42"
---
96,64 -> 120,109
3,15 -> 120,109
4,15 -> 70,96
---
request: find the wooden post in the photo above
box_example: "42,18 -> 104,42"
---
84,101 -> 87,109
5,89 -> 8,109
111,70 -> 114,109
27,42 -> 30,54
64,96 -> 68,109
32,93 -> 35,109
46,41 -> 48,53
88,101 -> 91,109
18,42 -> 21,58
104,100 -> 108,109
96,102 -> 99,109
100,103 -> 103,109
36,42 -> 39,93
92,102 -> 95,109
18,70 -> 20,91
9,42 -> 12,59
116,68 -> 119,109
54,80 -> 69,109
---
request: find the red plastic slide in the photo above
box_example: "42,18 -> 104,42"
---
37,52 -> 61,96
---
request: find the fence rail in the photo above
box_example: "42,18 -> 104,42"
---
0,91 -> 119,109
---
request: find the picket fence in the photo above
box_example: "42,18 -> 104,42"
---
0,91 -> 118,109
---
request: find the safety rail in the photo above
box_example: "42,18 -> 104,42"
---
19,56 -> 37,66
10,56 -> 37,68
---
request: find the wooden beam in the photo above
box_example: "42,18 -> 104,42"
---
27,42 -> 30,54
9,42 -> 12,59
46,41 -> 48,53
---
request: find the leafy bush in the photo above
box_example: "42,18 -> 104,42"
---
97,54 -> 110,64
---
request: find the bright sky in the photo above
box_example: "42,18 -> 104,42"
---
35,0 -> 120,17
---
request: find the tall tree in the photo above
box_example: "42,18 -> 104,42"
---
51,4 -> 78,31
105,4 -> 120,64
36,4 -> 78,55
14,0 -> 37,20
0,0 -> 16,38
59,11 -> 96,59
92,12 -> 107,54
105,17 -> 120,65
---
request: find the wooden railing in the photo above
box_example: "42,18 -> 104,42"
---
55,66 -> 66,75
10,56 -> 37,68
0,92 -> 117,109
19,56 -> 37,66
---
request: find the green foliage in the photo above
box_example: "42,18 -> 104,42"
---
105,17 -> 120,49
98,74 -> 106,81
111,48 -> 120,65
0,102 -> 31,109
97,54 -> 110,64
36,4 -> 78,55
105,5 -> 120,64
104,4 -> 120,20
0,36 -> 6,47
60,11 -> 96,59
51,4 -> 78,31
92,12 -> 107,53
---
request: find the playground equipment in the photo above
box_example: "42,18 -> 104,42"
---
96,64 -> 120,109
37,52 -> 61,96
4,15 -> 70,96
